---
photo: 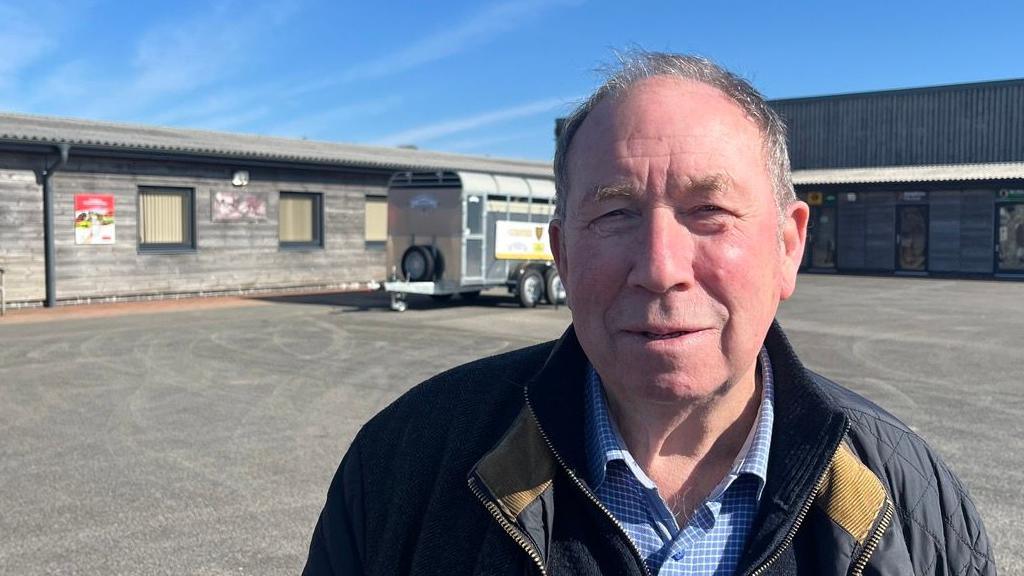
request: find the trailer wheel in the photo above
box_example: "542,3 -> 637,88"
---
401,246 -> 435,281
543,268 -> 564,305
518,269 -> 543,308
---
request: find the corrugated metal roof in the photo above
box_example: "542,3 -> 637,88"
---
0,111 -> 553,178
771,77 -> 1024,105
792,162 -> 1024,185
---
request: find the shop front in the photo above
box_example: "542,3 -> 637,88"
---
795,172 -> 1024,279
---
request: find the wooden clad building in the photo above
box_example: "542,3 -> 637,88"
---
0,113 -> 552,307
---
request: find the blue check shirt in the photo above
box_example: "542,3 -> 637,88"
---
584,348 -> 775,575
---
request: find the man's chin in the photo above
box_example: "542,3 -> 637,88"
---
606,369 -> 734,407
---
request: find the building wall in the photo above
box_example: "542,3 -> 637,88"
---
0,165 -> 44,302
773,80 -> 1024,169
0,152 -> 391,305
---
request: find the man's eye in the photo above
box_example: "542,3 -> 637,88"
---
686,205 -> 732,234
587,209 -> 637,235
597,209 -> 629,220
694,204 -> 723,213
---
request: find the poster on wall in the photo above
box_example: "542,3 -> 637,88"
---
74,194 -> 115,245
212,190 -> 268,222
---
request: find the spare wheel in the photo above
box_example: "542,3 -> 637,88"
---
401,245 -> 435,281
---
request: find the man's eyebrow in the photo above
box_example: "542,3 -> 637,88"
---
593,182 -> 637,201
688,173 -> 733,195
588,174 -> 733,203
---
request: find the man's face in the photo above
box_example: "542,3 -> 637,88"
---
550,76 -> 807,408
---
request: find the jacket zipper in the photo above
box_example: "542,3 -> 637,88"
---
524,388 -> 653,576
848,498 -> 895,576
746,421 -> 852,576
467,475 -> 549,576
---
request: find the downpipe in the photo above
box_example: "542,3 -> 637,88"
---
35,143 -> 70,308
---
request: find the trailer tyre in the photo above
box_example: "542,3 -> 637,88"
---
518,269 -> 544,308
543,268 -> 564,305
401,246 -> 435,281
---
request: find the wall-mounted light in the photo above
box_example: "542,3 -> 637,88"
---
232,170 -> 250,187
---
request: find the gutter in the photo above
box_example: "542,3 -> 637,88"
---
34,143 -> 70,308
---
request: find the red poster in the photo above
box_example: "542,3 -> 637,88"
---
75,194 -> 116,245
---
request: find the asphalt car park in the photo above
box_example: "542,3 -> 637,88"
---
0,274 -> 1020,574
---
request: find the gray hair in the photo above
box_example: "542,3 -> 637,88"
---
553,50 -> 795,223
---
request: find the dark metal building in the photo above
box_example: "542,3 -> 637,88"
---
771,80 -> 1024,278
773,79 -> 1024,169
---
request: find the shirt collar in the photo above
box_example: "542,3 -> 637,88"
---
584,347 -> 775,499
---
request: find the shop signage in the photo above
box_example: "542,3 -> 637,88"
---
74,194 -> 115,245
999,189 -> 1024,199
212,190 -> 267,222
846,193 -> 858,203
901,191 -> 927,202
494,220 -> 553,261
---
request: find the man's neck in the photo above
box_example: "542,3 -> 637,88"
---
604,361 -> 763,523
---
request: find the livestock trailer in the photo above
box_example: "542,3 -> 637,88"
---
383,170 -> 563,311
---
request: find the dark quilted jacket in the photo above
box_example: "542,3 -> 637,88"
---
303,322 -> 996,575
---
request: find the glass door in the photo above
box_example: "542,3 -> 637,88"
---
996,203 -> 1024,273
801,192 -> 837,270
810,205 -> 837,269
896,205 -> 928,272
462,194 -> 485,282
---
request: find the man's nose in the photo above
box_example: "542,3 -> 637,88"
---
626,208 -> 695,293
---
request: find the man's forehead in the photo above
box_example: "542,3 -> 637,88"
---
564,78 -> 767,198
587,77 -> 746,129
587,172 -> 735,202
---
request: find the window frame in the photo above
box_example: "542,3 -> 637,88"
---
137,186 -> 196,253
364,194 -> 388,249
278,191 -> 324,250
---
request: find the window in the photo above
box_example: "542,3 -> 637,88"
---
138,187 -> 194,251
279,192 -> 323,248
365,195 -> 387,245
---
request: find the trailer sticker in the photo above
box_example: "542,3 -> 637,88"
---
410,194 -> 439,212
494,220 -> 554,261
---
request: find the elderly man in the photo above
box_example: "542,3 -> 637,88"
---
303,52 -> 995,575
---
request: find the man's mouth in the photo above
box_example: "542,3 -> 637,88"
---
642,331 -> 688,340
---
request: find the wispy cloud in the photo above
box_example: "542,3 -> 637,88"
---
26,0 -> 301,122
266,96 -> 403,139
192,106 -> 277,132
372,96 -> 575,146
287,0 -> 579,97
146,93 -> 262,127
342,0 -> 564,82
436,130 -> 541,154
0,1 -> 66,91
129,3 -> 294,97
122,2 -> 297,112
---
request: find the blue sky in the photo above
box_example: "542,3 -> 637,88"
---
1,0 -> 1023,161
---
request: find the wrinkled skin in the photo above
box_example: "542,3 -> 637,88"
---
550,76 -> 808,419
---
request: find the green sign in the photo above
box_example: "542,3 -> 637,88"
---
999,189 -> 1024,199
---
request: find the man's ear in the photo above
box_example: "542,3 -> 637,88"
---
549,218 -> 568,288
779,200 -> 809,301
